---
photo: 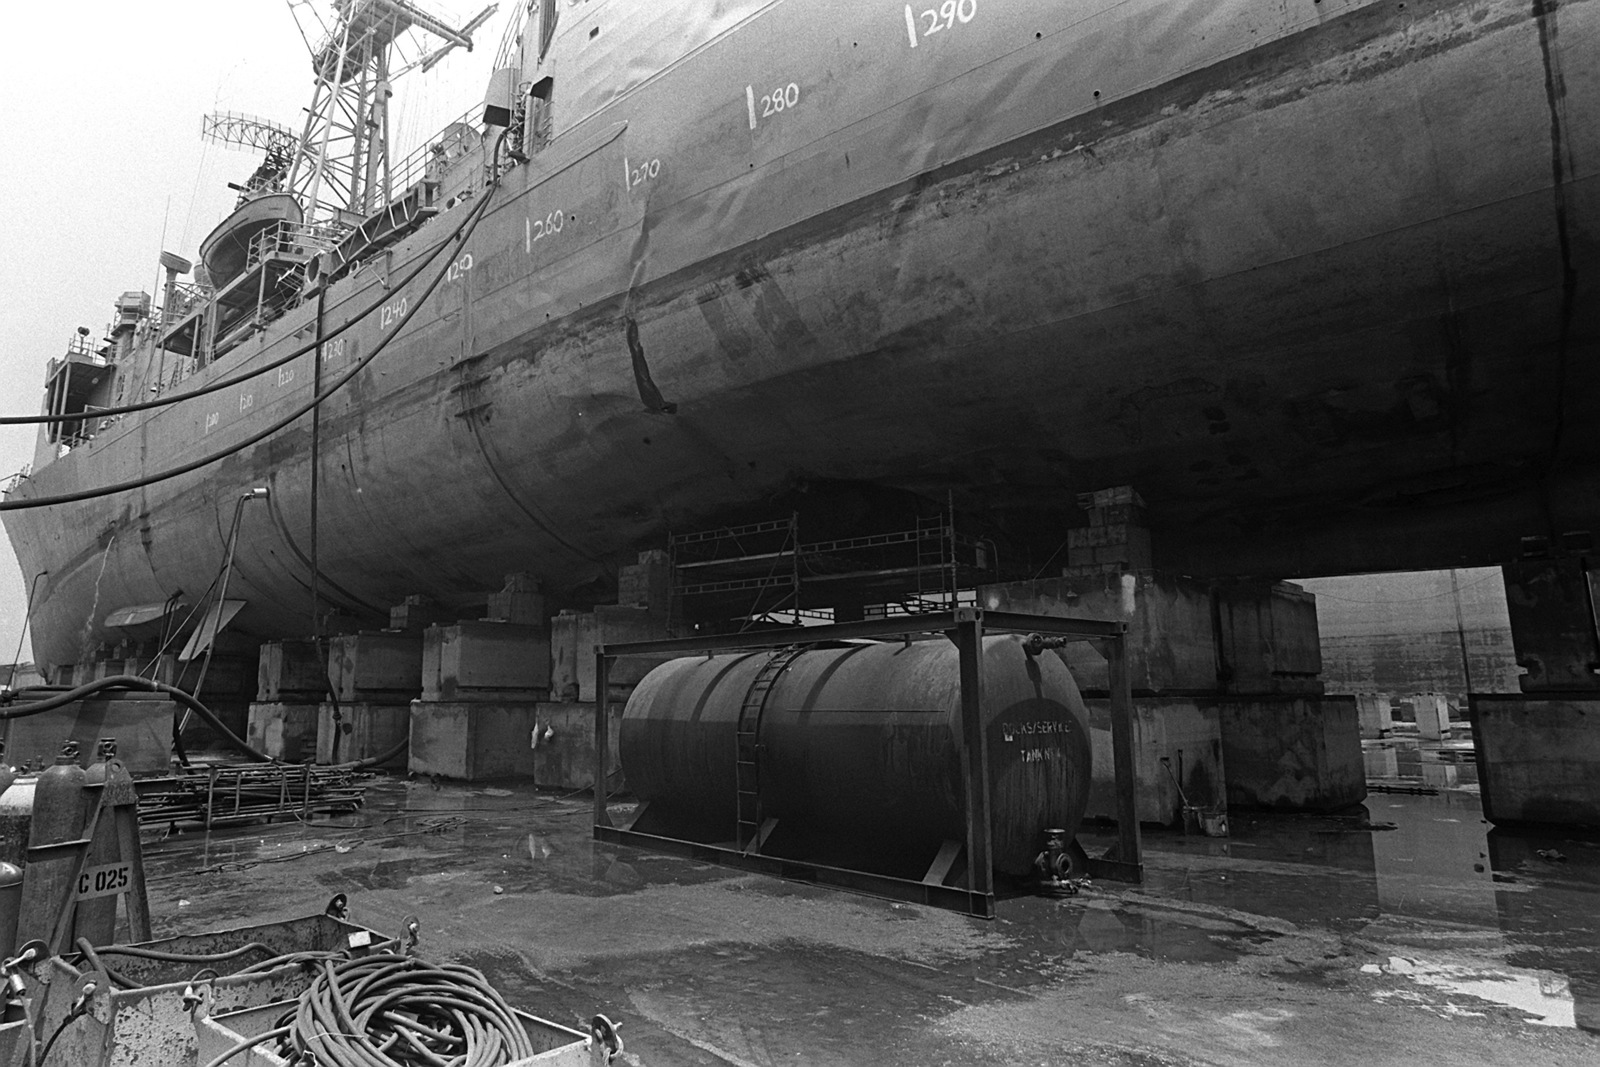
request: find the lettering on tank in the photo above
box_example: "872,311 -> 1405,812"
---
1000,720 -> 1072,742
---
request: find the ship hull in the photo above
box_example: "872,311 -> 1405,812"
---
6,0 -> 1598,669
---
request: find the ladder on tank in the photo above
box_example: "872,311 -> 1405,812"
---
734,645 -> 806,854
910,511 -> 955,612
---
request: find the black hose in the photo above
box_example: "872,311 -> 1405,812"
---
88,940 -> 273,964
228,938 -> 401,976
2,675 -> 408,770
0,179 -> 500,513
37,1013 -> 80,1066
73,937 -> 138,990
278,953 -> 535,1066
0,675 -> 277,762
344,732 -> 409,771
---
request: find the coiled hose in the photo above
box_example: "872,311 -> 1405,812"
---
203,953 -> 535,1067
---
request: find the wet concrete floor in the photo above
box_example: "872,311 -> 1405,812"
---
140,739 -> 1600,1065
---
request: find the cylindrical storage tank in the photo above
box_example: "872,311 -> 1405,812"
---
620,634 -> 1092,875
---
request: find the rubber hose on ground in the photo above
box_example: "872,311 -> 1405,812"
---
265,953 -> 535,1066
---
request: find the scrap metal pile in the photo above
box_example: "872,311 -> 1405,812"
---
138,763 -> 366,830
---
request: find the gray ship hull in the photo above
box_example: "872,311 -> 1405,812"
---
6,0 -> 1597,669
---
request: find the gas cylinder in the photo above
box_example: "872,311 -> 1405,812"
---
0,741 -> 15,802
75,739 -> 119,945
0,862 -> 22,959
15,741 -> 89,947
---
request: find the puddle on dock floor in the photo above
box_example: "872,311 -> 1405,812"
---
140,741 -> 1600,1057
1069,736 -> 1600,1031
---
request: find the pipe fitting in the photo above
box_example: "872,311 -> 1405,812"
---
1021,632 -> 1070,656
1033,828 -> 1082,897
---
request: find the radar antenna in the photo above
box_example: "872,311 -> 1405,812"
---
201,112 -> 298,153
201,112 -> 300,198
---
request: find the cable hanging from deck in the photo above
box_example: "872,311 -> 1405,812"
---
0,175 -> 500,512
1,189 -> 491,428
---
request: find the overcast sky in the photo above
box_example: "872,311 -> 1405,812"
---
0,1 -> 517,670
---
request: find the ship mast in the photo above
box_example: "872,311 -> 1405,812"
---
286,0 -> 493,227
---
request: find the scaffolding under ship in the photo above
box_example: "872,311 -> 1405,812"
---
3,0 -> 1598,675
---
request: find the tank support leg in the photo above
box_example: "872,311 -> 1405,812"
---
922,840 -> 964,887
593,648 -> 613,829
952,610 -> 995,909
742,818 -> 778,857
1088,634 -> 1144,882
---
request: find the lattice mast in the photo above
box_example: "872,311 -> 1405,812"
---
285,0 -> 494,226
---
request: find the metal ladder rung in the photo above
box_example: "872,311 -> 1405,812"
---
733,645 -> 806,848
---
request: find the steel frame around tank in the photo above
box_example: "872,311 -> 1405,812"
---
591,607 -> 1142,919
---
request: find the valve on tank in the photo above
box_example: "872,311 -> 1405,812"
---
1021,633 -> 1071,656
0,940 -> 46,1024
1034,827 -> 1085,898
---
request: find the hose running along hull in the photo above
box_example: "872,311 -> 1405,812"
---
5,0 -> 1599,669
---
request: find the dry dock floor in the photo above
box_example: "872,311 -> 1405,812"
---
143,744 -> 1599,1066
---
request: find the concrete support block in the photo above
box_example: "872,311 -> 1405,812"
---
1355,693 -> 1394,738
0,694 -> 174,775
247,702 -> 319,762
1471,694 -> 1600,828
1501,559 -> 1600,692
532,702 -> 623,791
1213,580 -> 1323,694
485,572 -> 546,626
981,573 -> 1324,696
1413,692 -> 1452,740
1066,525 -> 1152,569
549,607 -> 671,703
408,702 -> 538,781
326,633 -> 422,703
317,702 -> 408,768
389,595 -> 456,633
617,550 -> 672,615
1218,696 -> 1364,811
1082,697 -> 1225,825
256,640 -> 327,702
981,572 -> 1218,692
420,622 -> 550,702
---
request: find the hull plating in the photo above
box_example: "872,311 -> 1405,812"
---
5,0 -> 1597,668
